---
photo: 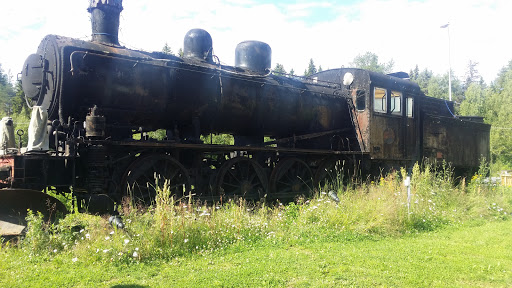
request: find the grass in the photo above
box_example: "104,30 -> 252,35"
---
1,162 -> 512,287
1,220 -> 511,287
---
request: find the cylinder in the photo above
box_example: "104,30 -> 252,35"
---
88,0 -> 123,45
235,41 -> 271,73
183,29 -> 213,62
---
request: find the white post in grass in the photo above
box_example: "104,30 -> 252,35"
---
404,176 -> 411,216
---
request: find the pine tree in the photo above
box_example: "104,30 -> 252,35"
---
304,59 -> 317,77
273,63 -> 286,76
162,42 -> 174,55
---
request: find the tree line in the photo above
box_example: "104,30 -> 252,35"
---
1,49 -> 511,170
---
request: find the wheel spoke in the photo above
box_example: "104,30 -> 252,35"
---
227,169 -> 241,183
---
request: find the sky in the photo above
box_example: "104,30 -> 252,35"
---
1,0 -> 511,84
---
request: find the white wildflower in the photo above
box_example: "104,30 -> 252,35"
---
103,249 -> 110,253
133,251 -> 139,258
105,236 -> 110,240
124,239 -> 130,245
79,229 -> 84,233
110,231 -> 115,235
53,249 -> 58,253
85,233 -> 90,240
72,257 -> 78,262
184,239 -> 189,243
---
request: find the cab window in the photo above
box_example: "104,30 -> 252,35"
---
373,87 -> 387,113
406,97 -> 414,118
355,89 -> 366,111
390,91 -> 402,115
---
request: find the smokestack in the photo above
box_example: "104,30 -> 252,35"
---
88,0 -> 123,45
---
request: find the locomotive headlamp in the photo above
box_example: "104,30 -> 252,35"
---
343,72 -> 354,86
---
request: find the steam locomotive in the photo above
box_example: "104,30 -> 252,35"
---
0,0 -> 490,235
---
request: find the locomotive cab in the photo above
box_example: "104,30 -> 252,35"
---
314,68 -> 490,172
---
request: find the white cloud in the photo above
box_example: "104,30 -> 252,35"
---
1,0 -> 511,83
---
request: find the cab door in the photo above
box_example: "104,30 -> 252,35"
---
369,86 -> 405,160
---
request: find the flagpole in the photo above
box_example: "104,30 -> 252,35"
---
441,23 -> 452,101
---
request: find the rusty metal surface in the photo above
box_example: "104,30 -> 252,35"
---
423,114 -> 490,168
0,155 -> 14,186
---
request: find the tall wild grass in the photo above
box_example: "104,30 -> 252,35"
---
10,162 -> 512,263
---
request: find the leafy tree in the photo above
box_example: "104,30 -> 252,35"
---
410,66 -> 433,94
459,82 -> 485,117
289,69 -> 295,76
350,52 -> 394,74
416,68 -> 433,94
304,58 -> 317,77
200,134 -> 234,145
273,63 -> 286,76
479,60 -> 512,165
178,48 -> 184,58
0,64 -> 15,115
11,82 -> 29,116
0,64 -> 9,86
318,65 -> 323,73
425,72 -> 463,102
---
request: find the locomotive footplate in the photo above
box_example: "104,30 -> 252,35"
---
107,140 -> 368,156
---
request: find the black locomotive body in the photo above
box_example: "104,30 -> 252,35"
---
0,0 -> 490,224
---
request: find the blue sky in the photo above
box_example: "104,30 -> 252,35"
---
1,0 -> 511,85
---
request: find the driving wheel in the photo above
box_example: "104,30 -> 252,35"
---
269,158 -> 313,200
214,156 -> 268,200
122,154 -> 190,205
